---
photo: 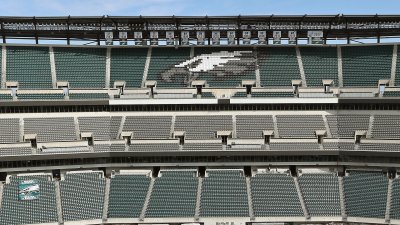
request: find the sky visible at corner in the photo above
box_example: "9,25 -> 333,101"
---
0,0 -> 399,16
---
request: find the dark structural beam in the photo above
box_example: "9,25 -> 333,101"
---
0,15 -> 399,43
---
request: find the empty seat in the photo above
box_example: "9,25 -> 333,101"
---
175,115 -> 232,140
0,118 -> 20,144
78,116 -> 121,141
236,115 -> 274,139
394,45 -> 400,86
54,47 -> 106,88
60,172 -> 105,221
232,92 -> 247,98
390,178 -> 400,219
342,45 -> 392,87
298,173 -> 341,216
17,93 -> 64,100
93,143 -> 125,152
0,146 -> 32,156
276,115 -> 325,138
251,173 -> 303,217
6,46 -> 52,89
371,115 -> 400,139
191,48 -> 256,87
269,142 -> 320,151
69,93 -> 109,99
344,170 -> 388,218
300,47 -> 338,87
258,47 -> 301,87
110,48 -> 147,88
0,93 -> 13,100
383,91 -> 400,97
200,170 -> 249,217
146,47 -> 191,87
359,143 -> 400,152
182,142 -> 222,151
129,142 -> 179,152
200,92 -> 216,98
39,147 -> 90,154
327,115 -> 370,138
251,92 -> 294,97
0,175 -> 58,225
123,116 -> 172,139
146,171 -> 198,217
108,174 -> 151,218
323,142 -> 355,151
24,117 -> 76,142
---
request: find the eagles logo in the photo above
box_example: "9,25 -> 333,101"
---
160,51 -> 256,85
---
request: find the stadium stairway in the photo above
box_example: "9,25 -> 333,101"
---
385,178 -> 394,222
102,178 -> 111,223
54,180 -> 64,225
245,176 -> 255,220
293,176 -> 310,219
0,182 -> 3,212
194,176 -> 203,220
338,175 -> 348,219
139,176 -> 155,221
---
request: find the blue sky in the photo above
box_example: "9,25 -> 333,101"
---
0,0 -> 399,16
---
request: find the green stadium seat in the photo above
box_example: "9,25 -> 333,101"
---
344,170 -> 388,218
110,48 -> 147,88
298,173 -> 341,216
0,93 -> 13,100
232,92 -> 248,98
108,174 -> 150,218
54,47 -> 106,88
6,46 -> 52,89
251,173 -> 303,217
200,170 -> 249,217
69,93 -> 109,99
146,171 -> 197,217
146,47 -> 191,88
258,47 -> 301,87
0,175 -> 58,225
383,91 -> 400,97
192,47 -> 256,87
60,172 -> 105,221
391,178 -> 400,219
17,93 -> 64,100
251,92 -> 294,97
342,46 -> 392,87
300,47 -> 338,86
